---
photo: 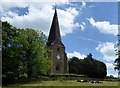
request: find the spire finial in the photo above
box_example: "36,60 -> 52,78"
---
55,3 -> 57,10
47,2 -> 64,46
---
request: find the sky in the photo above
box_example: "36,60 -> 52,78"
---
1,0 -> 119,77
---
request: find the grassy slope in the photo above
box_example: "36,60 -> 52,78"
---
3,80 -> 119,87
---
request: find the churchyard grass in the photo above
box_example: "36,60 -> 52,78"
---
2,80 -> 119,88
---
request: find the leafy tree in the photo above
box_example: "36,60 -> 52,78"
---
83,53 -> 95,77
2,21 -> 51,80
114,33 -> 120,76
68,57 -> 79,74
2,22 -> 20,79
68,53 -> 107,78
16,29 -> 51,78
0,22 -> 1,50
114,1 -> 120,72
114,50 -> 120,71
0,21 -> 2,86
84,53 -> 107,78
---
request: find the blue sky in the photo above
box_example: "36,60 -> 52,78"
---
63,2 -> 117,57
1,0 -> 119,77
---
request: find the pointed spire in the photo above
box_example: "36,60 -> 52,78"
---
47,8 -> 64,47
54,4 -> 56,10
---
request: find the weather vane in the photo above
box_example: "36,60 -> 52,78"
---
55,3 -> 57,9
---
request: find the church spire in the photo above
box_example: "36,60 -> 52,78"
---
47,8 -> 64,46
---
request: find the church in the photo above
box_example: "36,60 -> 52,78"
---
47,8 -> 68,74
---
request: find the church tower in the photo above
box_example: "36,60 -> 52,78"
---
47,8 -> 68,74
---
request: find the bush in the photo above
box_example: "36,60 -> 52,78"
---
19,73 -> 28,79
49,74 -> 84,77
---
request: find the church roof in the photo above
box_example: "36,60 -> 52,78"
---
47,8 -> 64,47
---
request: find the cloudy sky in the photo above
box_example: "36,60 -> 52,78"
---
1,0 -> 119,77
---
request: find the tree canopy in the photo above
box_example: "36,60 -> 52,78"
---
68,53 -> 107,78
114,46 -> 120,72
2,21 -> 51,81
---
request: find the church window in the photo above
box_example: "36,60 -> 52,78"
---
57,48 -> 60,51
56,64 -> 60,70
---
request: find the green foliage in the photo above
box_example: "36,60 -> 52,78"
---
19,73 -> 28,78
50,73 -> 84,78
68,53 -> 107,78
114,51 -> 120,71
2,22 -> 20,79
15,29 -> 51,78
0,21 -> 2,51
2,21 -> 51,81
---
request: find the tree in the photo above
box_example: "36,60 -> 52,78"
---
114,1 -> 120,72
68,57 -> 80,74
83,53 -> 95,77
84,53 -> 107,78
0,21 -> 2,50
114,46 -> 120,71
2,22 -> 20,79
114,32 -> 120,77
68,53 -> 107,78
16,29 -> 51,78
2,21 -> 51,81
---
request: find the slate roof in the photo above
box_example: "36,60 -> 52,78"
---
47,9 -> 64,47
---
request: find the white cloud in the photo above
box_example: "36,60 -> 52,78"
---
58,7 -> 81,36
77,36 -> 102,44
67,51 -> 86,59
107,73 -> 118,78
81,1 -> 86,8
87,18 -> 118,36
1,1 -> 80,36
79,1 -> 86,14
69,0 -> 119,2
96,42 -> 117,62
96,42 -> 118,77
106,63 -> 118,77
80,22 -> 85,31
1,0 -> 68,3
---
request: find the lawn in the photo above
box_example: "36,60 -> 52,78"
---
2,80 -> 120,88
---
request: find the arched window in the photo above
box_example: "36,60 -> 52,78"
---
57,48 -> 60,52
56,64 -> 60,70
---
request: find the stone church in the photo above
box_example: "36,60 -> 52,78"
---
47,8 -> 68,74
